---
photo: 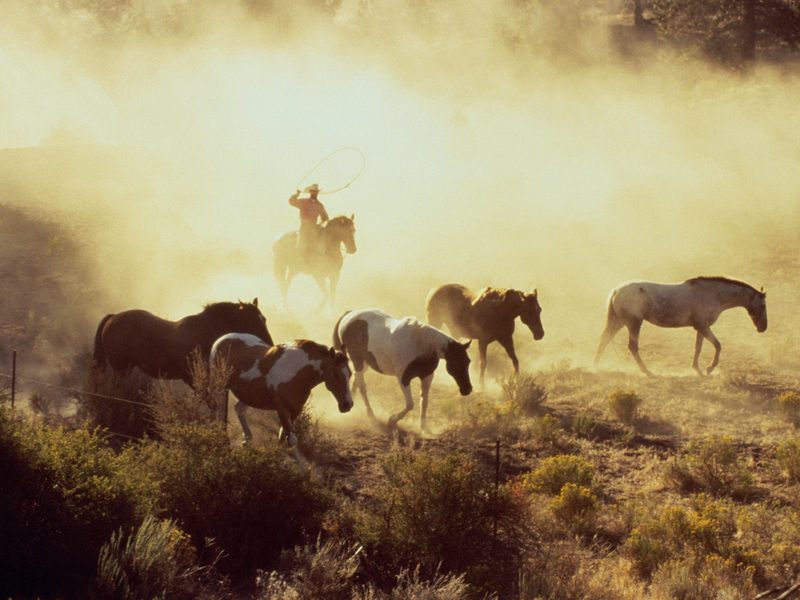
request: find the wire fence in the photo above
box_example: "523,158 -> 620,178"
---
0,350 -> 163,442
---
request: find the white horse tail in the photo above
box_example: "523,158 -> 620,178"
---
604,289 -> 623,329
332,310 -> 349,350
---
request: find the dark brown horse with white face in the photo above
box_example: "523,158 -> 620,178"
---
594,277 -> 767,377
333,308 -> 472,432
273,214 -> 356,310
425,284 -> 544,386
210,333 -> 352,448
93,299 -> 274,384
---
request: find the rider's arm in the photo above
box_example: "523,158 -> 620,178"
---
288,191 -> 302,208
319,204 -> 329,223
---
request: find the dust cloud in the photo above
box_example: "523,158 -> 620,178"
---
2,0 -> 799,375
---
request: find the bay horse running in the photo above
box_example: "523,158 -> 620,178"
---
93,299 -> 274,384
333,308 -> 472,431
210,333 -> 352,447
594,277 -> 767,376
273,214 -> 356,309
425,284 -> 544,385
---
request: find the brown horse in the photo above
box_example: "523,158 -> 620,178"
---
210,333 -> 352,447
594,277 -> 767,376
93,299 -> 274,384
273,214 -> 356,309
426,284 -> 544,385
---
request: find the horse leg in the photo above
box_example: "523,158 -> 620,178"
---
276,404 -> 298,448
388,382 -> 414,427
354,369 -> 375,419
420,374 -> 433,433
234,400 -> 253,444
313,274 -> 329,311
626,321 -> 654,377
498,335 -> 520,376
692,329 -> 705,376
595,319 -> 624,366
478,339 -> 489,388
699,327 -> 722,375
329,271 -> 340,308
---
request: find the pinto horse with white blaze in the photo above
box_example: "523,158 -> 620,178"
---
426,284 -> 544,386
333,308 -> 472,431
594,277 -> 767,377
211,333 -> 353,447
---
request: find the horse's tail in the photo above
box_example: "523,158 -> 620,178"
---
603,290 -> 623,329
92,314 -> 114,368
425,286 -> 447,329
332,310 -> 349,350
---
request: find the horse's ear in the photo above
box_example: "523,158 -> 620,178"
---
252,297 -> 258,307
462,340 -> 472,350
350,213 -> 355,222
531,288 -> 538,297
760,286 -> 764,293
329,347 -> 336,360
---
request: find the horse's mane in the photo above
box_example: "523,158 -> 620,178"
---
200,302 -> 245,318
686,276 -> 759,293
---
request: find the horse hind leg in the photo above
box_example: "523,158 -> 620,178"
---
692,329 -> 705,376
594,312 -> 624,366
626,321 -> 655,377
388,383 -> 414,428
234,400 -> 253,444
699,327 -> 722,375
353,369 -> 376,419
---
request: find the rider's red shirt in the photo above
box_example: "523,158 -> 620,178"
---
290,196 -> 329,224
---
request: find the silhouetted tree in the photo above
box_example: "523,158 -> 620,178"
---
650,0 -> 800,62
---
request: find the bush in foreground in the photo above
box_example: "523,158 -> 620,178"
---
663,435 -> 755,499
355,447 -> 532,597
0,409 -> 135,598
608,389 -> 642,425
521,454 -> 595,495
120,423 -> 333,584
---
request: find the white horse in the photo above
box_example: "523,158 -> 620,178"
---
594,277 -> 767,376
332,308 -> 472,431
211,333 -> 353,447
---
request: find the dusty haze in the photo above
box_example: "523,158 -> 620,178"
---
2,0 -> 799,377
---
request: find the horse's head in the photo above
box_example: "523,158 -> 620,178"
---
326,214 -> 357,254
747,288 -> 768,333
229,298 -> 274,345
322,347 -> 353,413
519,289 -> 545,341
444,339 -> 472,396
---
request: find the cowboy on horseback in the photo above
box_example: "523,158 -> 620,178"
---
289,183 -> 329,264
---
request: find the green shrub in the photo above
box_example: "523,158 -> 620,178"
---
94,515 -> 226,600
530,414 -> 565,448
119,423 -> 333,584
777,438 -> 800,484
649,552 -> 756,600
256,538 -> 361,600
351,568 -> 470,600
81,367 -> 154,441
502,374 -> 547,416
355,447 -> 532,597
550,483 -> 598,534
521,455 -> 595,495
664,436 -> 755,499
624,496 -> 739,578
777,391 -> 800,427
0,408 -> 135,598
608,389 -> 642,425
147,351 -> 231,434
572,412 -> 597,440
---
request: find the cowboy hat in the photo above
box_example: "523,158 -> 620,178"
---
304,183 -> 320,193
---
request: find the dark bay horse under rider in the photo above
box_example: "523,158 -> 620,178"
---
289,183 -> 329,263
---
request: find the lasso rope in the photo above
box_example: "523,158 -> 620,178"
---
295,146 -> 366,196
